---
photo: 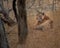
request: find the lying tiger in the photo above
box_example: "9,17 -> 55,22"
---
36,12 -> 53,28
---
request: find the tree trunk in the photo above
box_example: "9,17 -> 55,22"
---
0,16 -> 9,48
17,0 -> 28,44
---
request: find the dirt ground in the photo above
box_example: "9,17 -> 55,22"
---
4,0 -> 60,48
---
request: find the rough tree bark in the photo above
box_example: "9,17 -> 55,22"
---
17,0 -> 28,44
0,0 -> 9,48
0,0 -> 16,26
0,16 -> 9,48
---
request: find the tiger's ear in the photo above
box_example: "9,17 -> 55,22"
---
40,12 -> 44,15
42,13 -> 44,15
